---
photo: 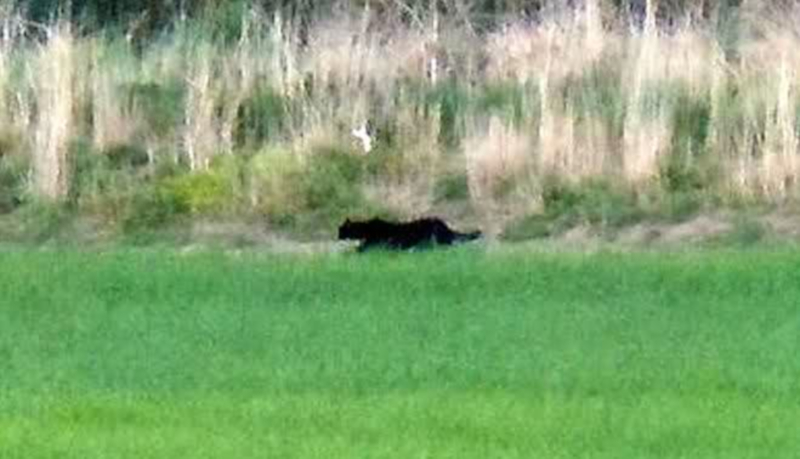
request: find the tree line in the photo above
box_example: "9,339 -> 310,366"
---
13,0 -> 745,34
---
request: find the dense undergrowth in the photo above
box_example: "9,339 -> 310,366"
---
1,1 -> 800,243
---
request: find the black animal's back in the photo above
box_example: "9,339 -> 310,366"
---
338,217 -> 481,251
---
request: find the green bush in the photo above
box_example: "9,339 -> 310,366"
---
670,92 -> 711,158
0,130 -> 23,158
476,82 -> 527,127
660,160 -> 706,195
67,140 -> 104,209
235,86 -> 287,147
68,142 -> 151,212
501,214 -> 555,241
573,180 -> 644,229
159,156 -> 244,216
104,144 -> 150,170
660,90 -> 716,200
126,81 -> 185,138
660,191 -> 705,223
657,98 -> 718,224
0,153 -> 28,214
561,62 -> 625,136
502,177 -> 644,241
198,0 -> 251,44
13,200 -> 72,243
301,146 -> 367,220
712,216 -> 767,247
363,144 -> 415,181
248,145 -> 375,234
121,185 -> 188,235
66,140 -> 198,232
541,177 -> 644,231
248,147 -> 305,221
434,173 -> 470,202
426,79 -> 469,150
67,140 -> 150,218
162,173 -> 230,215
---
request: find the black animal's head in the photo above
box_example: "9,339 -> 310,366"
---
338,218 -> 357,240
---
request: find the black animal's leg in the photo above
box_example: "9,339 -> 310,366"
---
453,230 -> 482,243
357,240 -> 377,252
432,222 -> 456,245
389,236 -> 414,251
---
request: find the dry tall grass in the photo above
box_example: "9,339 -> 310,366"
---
32,22 -> 75,199
0,10 -> 30,158
2,1 -> 800,212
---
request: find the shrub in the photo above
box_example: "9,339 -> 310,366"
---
542,178 -> 643,229
67,140 -> 104,209
0,130 -> 23,158
199,0 -> 251,44
722,217 -> 767,247
66,140 -> 197,231
104,144 -> 150,170
570,180 -> 643,229
120,185 -> 188,235
660,191 -> 705,223
162,172 -> 231,216
501,214 -> 555,241
502,177 -> 644,241
426,79 -> 469,150
69,142 -> 151,211
561,62 -> 625,135
13,200 -> 72,243
248,147 -> 306,223
301,146 -> 367,222
67,140 -> 149,217
235,86 -> 287,147
669,92 -> 711,159
660,90 -> 716,199
363,144 -> 412,180
159,155 -> 245,216
126,81 -> 185,138
434,173 -> 470,202
476,82 -> 527,127
0,153 -> 29,214
660,160 -> 706,195
249,144 -> 376,233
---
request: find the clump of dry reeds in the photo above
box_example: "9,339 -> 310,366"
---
2,1 -> 800,226
32,22 -> 76,199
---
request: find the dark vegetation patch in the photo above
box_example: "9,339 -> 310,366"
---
103,144 -> 150,170
234,86 -> 287,147
434,173 -> 470,203
502,177 -> 644,241
707,215 -> 768,248
0,153 -> 27,215
125,81 -> 185,138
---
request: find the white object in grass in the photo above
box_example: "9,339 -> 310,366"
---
351,122 -> 373,154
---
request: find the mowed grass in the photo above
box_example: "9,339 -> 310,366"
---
1,247 -> 800,458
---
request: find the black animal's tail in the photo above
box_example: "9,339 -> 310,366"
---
453,231 -> 482,243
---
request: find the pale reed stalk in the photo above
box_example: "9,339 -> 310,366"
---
622,0 -> 670,183
761,47 -> 798,196
33,23 -> 75,199
183,51 -> 215,171
90,40 -> 137,151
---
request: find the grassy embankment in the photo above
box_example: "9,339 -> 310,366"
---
2,2 -> 800,244
1,248 -> 800,457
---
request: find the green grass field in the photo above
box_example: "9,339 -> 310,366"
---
2,247 -> 800,458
